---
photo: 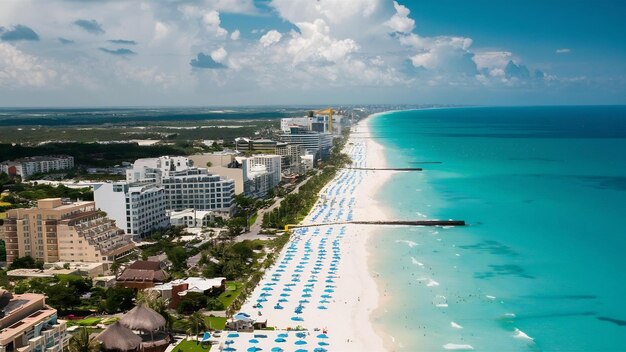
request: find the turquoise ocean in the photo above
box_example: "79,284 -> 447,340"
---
367,106 -> 626,351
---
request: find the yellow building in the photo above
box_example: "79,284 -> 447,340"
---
1,198 -> 135,265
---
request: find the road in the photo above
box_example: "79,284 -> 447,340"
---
235,171 -> 320,242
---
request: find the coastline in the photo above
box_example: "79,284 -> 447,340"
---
225,112 -> 397,352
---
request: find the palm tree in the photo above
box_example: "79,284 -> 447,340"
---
189,312 -> 207,344
67,327 -> 100,352
136,290 -> 173,330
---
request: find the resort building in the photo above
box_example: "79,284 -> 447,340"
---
189,153 -> 281,198
126,156 -> 235,215
6,262 -> 109,280
149,277 -> 226,309
0,291 -> 69,352
234,138 -> 279,153
169,209 -> 215,228
93,181 -> 169,238
279,128 -> 333,162
0,155 -> 74,180
276,142 -> 306,175
116,260 -> 168,290
0,198 -> 135,265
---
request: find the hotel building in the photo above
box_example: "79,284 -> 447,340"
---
93,182 -> 169,238
0,156 -> 74,180
0,198 -> 135,265
0,292 -> 69,352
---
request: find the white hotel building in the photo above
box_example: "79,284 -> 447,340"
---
126,156 -> 235,215
94,182 -> 169,238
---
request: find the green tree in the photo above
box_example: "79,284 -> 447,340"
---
9,256 -> 44,270
189,312 -> 207,344
67,327 -> 100,352
105,287 -> 135,313
45,284 -> 81,312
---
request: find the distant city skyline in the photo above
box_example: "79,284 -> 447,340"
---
0,0 -> 625,107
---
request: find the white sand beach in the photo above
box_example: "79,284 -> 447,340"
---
215,116 -> 394,352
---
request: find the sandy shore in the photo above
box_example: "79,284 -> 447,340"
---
214,115 -> 394,352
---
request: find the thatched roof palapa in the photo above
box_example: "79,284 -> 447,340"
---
119,304 -> 166,332
96,322 -> 142,351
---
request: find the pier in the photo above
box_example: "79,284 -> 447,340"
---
285,219 -> 465,231
342,167 -> 423,171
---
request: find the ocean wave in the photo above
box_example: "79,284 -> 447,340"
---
451,321 -> 463,329
411,257 -> 425,266
513,328 -> 534,340
443,343 -> 474,350
395,239 -> 419,248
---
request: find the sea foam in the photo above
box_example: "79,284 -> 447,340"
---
450,321 -> 463,329
513,328 -> 534,340
411,257 -> 425,266
396,239 -> 418,248
443,343 -> 474,350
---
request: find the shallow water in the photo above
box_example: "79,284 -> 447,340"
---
368,106 -> 626,351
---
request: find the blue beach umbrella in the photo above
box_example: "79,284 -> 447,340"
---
224,348 -> 236,352
303,288 -> 313,292
318,341 -> 329,346
296,332 -> 306,338
302,294 -> 312,298
291,316 -> 304,321
314,348 -> 328,352
316,334 -> 328,339
295,340 -> 307,345
274,338 -> 286,343
262,287 -> 273,291
271,348 -> 283,352
320,299 -> 330,304
225,340 -> 235,345
324,289 -> 334,293
295,349 -> 308,352
279,298 -> 288,302
317,306 -> 327,310
277,333 -> 288,338
247,347 -> 262,352
249,338 -> 259,343
299,299 -> 310,303
227,333 -> 240,338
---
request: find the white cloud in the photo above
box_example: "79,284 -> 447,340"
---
0,43 -> 57,88
259,30 -> 282,47
385,1 -> 415,33
202,10 -> 228,37
211,47 -> 228,63
231,29 -> 241,40
153,21 -> 170,41
286,20 -> 358,64
556,48 -> 571,54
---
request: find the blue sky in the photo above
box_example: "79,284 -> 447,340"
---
0,0 -> 624,107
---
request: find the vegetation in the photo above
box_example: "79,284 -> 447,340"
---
8,256 -> 44,270
262,130 -> 351,229
67,327 -> 100,352
172,339 -> 211,352
216,282 -> 244,309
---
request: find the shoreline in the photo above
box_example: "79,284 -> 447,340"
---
222,112 -> 397,351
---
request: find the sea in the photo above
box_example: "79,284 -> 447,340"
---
367,106 -> 626,351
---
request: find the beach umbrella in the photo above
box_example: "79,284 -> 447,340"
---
277,333 -> 288,338
314,348 -> 328,352
262,287 -> 273,291
280,293 -> 290,297
296,332 -> 306,338
286,283 -> 296,287
299,299 -> 310,304
303,288 -> 313,292
226,340 -> 235,345
227,333 -> 240,338
257,298 -> 268,302
291,316 -> 304,321
279,298 -> 288,302
254,334 -> 268,339
247,347 -> 262,352
317,306 -> 327,310
321,294 -> 332,299
302,294 -> 312,298
224,347 -> 237,352
295,349 -> 308,352
325,280 -> 334,283
316,334 -> 328,339
249,339 -> 259,343
275,338 -> 286,343
320,300 -> 330,304
295,340 -> 307,345
318,341 -> 329,346
308,279 -> 317,283
271,348 -> 284,352
324,289 -> 334,293
284,288 -> 292,292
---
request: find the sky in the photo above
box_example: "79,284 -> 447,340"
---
0,0 -> 624,107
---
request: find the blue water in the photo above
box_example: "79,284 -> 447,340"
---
368,106 -> 626,351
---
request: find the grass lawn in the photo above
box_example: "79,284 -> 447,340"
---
217,282 -> 244,309
248,212 -> 258,227
66,317 -> 101,327
172,339 -> 211,352
205,316 -> 226,330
